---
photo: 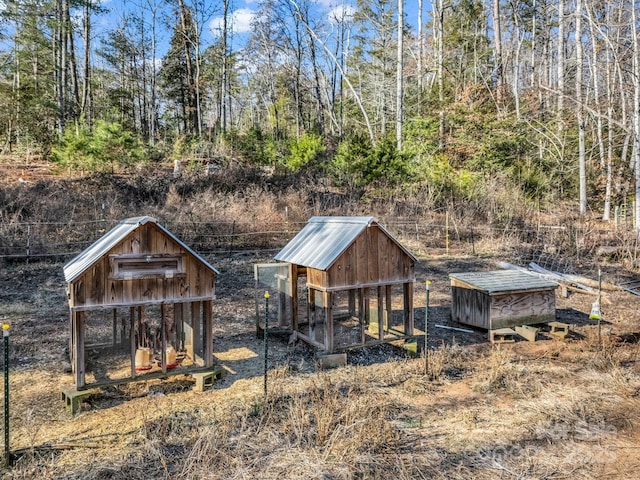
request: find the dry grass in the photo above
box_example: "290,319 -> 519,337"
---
3,172 -> 640,478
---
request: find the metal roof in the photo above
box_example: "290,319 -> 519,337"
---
449,270 -> 558,294
63,216 -> 218,282
274,216 -> 417,271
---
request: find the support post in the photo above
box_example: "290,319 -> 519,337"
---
161,303 -> 167,374
130,307 -> 136,378
3,322 -> 10,466
425,281 -> 431,375
75,312 -> 86,388
263,291 -> 270,398
203,300 -> 213,368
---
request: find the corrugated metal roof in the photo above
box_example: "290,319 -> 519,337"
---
63,216 -> 218,282
449,270 -> 558,294
274,216 -> 417,271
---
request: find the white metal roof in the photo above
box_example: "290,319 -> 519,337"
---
274,216 -> 417,271
449,270 -> 558,294
63,216 -> 218,282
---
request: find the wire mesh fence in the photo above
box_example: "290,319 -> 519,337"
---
0,216 -> 636,273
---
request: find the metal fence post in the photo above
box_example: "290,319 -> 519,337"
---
3,322 -> 10,466
263,291 -> 270,399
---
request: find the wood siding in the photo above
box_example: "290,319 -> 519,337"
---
68,223 -> 216,310
305,225 -> 414,290
451,285 -> 556,330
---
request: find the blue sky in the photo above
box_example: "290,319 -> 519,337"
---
94,0 -> 428,57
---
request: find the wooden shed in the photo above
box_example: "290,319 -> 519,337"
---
449,270 -> 558,335
62,216 -> 219,405
260,216 -> 417,353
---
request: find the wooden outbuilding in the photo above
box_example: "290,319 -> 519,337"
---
259,216 -> 417,353
449,270 -> 558,337
62,216 -> 219,409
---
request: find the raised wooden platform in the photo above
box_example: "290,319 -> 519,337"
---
62,366 -> 225,413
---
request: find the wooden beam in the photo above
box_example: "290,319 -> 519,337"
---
325,292 -> 334,353
385,285 -> 392,333
309,288 -> 316,343
291,264 -> 298,331
404,282 -> 414,335
161,303 -> 167,374
74,311 -> 85,388
377,286 -> 384,341
112,309 -> 117,348
130,307 -> 136,379
203,300 -> 213,368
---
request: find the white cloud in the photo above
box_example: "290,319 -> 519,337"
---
328,4 -> 355,24
210,8 -> 255,36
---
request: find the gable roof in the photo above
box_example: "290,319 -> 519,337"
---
63,216 -> 219,282
274,216 -> 417,271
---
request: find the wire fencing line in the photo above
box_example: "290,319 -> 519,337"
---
0,218 -> 634,271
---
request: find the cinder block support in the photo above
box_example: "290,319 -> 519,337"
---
490,327 -> 517,344
191,368 -> 224,391
317,353 -> 347,369
61,387 -> 96,414
516,325 -> 539,342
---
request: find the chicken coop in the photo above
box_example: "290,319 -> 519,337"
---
256,216 -> 417,354
62,216 -> 219,412
449,270 -> 558,337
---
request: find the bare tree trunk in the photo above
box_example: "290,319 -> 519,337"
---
177,0 -> 196,135
417,0 -> 423,99
396,0 -> 403,150
81,1 -> 91,128
632,1 -> 640,233
437,0 -> 445,148
492,0 -> 504,114
576,0 -> 586,216
557,0 -> 565,134
56,0 -> 67,135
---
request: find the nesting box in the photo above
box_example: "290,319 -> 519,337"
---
449,270 -> 557,332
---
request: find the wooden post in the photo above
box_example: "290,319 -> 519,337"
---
160,303 -> 167,374
325,292 -> 334,353
378,286 -> 384,340
291,265 -> 299,332
191,302 -> 202,366
112,309 -> 117,348
69,311 -> 75,370
175,303 -> 183,351
74,312 -> 85,388
309,288 -> 316,343
203,300 -> 213,367
404,282 -> 414,335
130,307 -> 136,378
385,285 -> 392,332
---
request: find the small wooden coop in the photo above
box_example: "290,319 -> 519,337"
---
258,216 -> 417,353
449,270 -> 558,337
62,216 -> 219,410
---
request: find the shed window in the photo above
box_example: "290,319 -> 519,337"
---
109,254 -> 185,279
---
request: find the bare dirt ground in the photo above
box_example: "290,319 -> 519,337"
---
1,250 -> 640,479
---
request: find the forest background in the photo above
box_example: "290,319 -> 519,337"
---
1,0 -> 640,230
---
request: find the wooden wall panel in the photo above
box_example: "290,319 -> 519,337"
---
367,227 -> 379,283
355,234 -> 368,285
67,223 -> 217,309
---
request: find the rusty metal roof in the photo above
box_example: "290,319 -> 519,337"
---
274,216 -> 416,271
63,216 -> 218,282
449,270 -> 558,294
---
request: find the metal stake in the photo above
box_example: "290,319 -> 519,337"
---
3,323 -> 10,466
263,291 -> 270,398
425,281 -> 431,376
